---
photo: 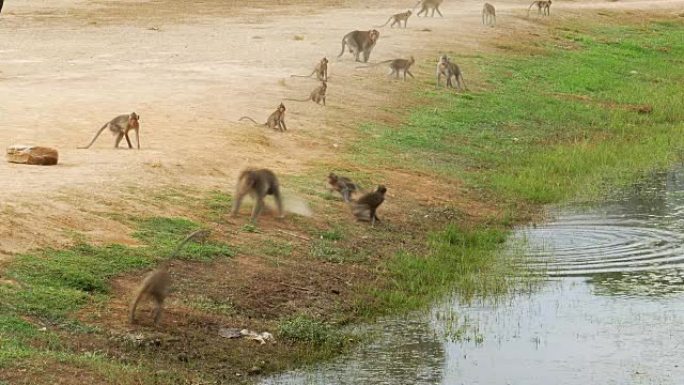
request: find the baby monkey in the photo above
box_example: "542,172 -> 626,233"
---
328,172 -> 359,202
231,168 -> 284,222
239,103 -> 287,132
352,185 -> 387,226
285,81 -> 327,106
129,229 -> 211,326
291,57 -> 328,82
79,112 -> 140,149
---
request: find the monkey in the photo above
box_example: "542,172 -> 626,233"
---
328,172 -> 358,202
78,112 -> 140,149
351,185 -> 387,226
482,3 -> 496,26
436,55 -> 467,91
284,81 -> 327,106
129,229 -> 211,326
413,0 -> 444,17
375,10 -> 412,28
338,29 -> 380,63
231,168 -> 284,222
356,57 -> 415,81
528,0 -> 551,17
239,103 -> 287,132
291,57 -> 328,82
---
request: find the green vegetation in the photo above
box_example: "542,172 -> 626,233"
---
359,20 -> 684,312
355,20 -> 684,204
0,217 -> 233,373
278,315 -> 346,347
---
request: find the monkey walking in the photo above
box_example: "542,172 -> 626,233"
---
79,112 -> 140,149
231,168 -> 284,222
358,57 -> 416,81
129,229 -> 211,326
528,0 -> 551,17
239,103 -> 287,132
328,172 -> 359,202
436,55 -> 468,91
291,57 -> 328,82
413,0 -> 444,17
338,29 -> 380,63
352,185 -> 387,226
375,10 -> 412,28
284,81 -> 327,106
482,3 -> 496,26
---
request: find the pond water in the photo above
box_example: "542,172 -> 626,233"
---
262,169 -> 684,385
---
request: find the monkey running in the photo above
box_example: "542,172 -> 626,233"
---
129,229 -> 211,326
352,185 -> 387,226
328,172 -> 359,202
79,112 -> 140,149
231,168 -> 284,222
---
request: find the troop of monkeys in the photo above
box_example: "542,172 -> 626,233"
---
130,169 -> 387,326
117,0 -> 554,326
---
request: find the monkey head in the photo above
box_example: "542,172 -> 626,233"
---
369,29 -> 380,43
278,103 -> 286,113
376,185 -> 387,195
129,112 -> 140,128
322,57 -> 328,64
328,172 -> 339,184
407,10 -> 412,15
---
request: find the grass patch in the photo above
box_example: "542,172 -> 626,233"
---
356,19 -> 684,313
355,20 -> 684,204
278,315 -> 346,347
0,217 -> 233,374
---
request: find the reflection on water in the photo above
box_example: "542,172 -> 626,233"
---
262,169 -> 684,385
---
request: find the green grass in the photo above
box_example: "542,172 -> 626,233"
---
357,20 -> 684,313
355,20 -> 684,204
278,315 -> 346,347
0,217 -> 233,372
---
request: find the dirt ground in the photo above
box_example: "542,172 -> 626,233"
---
0,0 -> 682,258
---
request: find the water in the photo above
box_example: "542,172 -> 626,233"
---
262,169 -> 684,385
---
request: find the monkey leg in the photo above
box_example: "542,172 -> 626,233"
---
436,7 -> 443,17
407,70 -> 415,78
250,198 -> 264,222
135,128 -> 140,149
124,132 -> 133,149
114,132 -> 125,148
273,193 -> 285,218
152,300 -> 163,325
231,192 -> 246,216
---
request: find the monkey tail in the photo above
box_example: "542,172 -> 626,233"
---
527,1 -> 535,16
290,71 -> 315,78
239,116 -> 260,125
338,37 -> 347,58
374,17 -> 392,28
77,123 -> 108,149
412,0 -> 422,11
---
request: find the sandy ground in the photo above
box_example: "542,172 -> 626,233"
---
0,0 -> 682,258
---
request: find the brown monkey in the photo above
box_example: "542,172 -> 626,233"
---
338,29 -> 380,63
79,112 -> 140,149
328,172 -> 358,202
291,57 -> 328,81
482,3 -> 496,26
284,81 -> 327,105
436,55 -> 467,91
528,0 -> 551,17
129,229 -> 210,326
375,10 -> 412,28
357,56 -> 415,81
231,168 -> 284,222
414,0 -> 444,17
239,103 -> 287,132
352,185 -> 387,226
